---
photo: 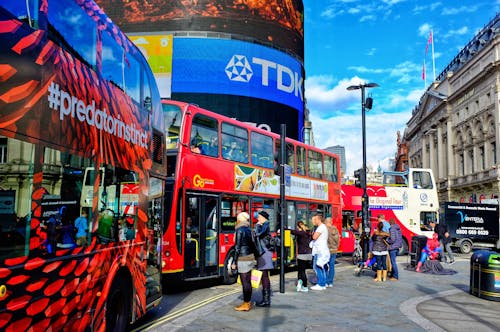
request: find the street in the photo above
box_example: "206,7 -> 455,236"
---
130,251 -> 500,331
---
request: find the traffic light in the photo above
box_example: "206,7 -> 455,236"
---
354,168 -> 365,188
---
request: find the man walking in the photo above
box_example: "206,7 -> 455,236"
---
387,218 -> 402,281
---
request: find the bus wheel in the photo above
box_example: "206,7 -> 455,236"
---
222,251 -> 237,285
458,239 -> 473,254
106,273 -> 132,332
398,239 -> 409,256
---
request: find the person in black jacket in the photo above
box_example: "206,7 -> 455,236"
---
435,221 -> 455,264
289,221 -> 312,292
254,210 -> 274,307
232,212 -> 256,311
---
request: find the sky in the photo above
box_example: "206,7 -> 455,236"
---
303,0 -> 499,177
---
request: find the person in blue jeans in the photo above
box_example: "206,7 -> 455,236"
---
386,218 -> 403,280
310,213 -> 330,291
325,216 -> 340,287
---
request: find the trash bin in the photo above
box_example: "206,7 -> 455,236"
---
470,250 -> 500,301
410,235 -> 428,268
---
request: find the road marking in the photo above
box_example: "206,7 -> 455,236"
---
400,289 -> 462,332
133,288 -> 240,331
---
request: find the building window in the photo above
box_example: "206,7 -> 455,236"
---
492,142 -> 497,166
479,146 -> 485,170
469,149 -> 474,173
0,137 -> 7,164
459,153 -> 464,176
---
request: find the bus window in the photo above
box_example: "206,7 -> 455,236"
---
420,211 -> 438,231
222,123 -> 248,163
2,0 -> 36,24
48,0 -> 97,68
221,195 -> 249,233
0,138 -> 34,260
163,103 -> 182,149
296,202 -> 309,228
286,143 -> 296,173
308,150 -> 323,179
297,146 -> 306,176
190,114 -> 219,157
324,155 -> 338,182
251,132 -> 273,168
102,30 -> 126,90
251,198 -> 276,230
413,170 -> 433,189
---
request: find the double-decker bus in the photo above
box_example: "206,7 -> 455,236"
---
342,168 -> 439,254
0,1 -> 167,331
161,100 -> 343,284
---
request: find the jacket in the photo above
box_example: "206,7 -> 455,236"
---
254,221 -> 272,251
387,223 -> 403,250
290,228 -> 312,255
371,230 -> 390,252
233,226 -> 255,263
326,224 -> 340,254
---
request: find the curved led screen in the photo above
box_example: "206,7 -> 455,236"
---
95,0 -> 304,60
172,38 -> 304,113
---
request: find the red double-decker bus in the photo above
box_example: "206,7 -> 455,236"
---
161,100 -> 343,284
0,1 -> 167,331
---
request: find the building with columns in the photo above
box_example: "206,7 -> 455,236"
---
404,14 -> 500,204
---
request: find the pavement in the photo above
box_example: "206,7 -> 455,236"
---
148,252 -> 500,331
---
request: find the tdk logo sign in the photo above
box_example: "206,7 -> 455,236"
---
225,54 -> 303,101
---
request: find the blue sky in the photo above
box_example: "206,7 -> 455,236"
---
303,0 -> 499,176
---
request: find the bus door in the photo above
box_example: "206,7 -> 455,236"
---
184,193 -> 219,278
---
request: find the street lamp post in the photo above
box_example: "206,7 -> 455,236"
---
347,82 -> 379,262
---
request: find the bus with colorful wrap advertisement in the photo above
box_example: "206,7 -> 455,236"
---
342,168 -> 439,255
0,1 -> 167,331
161,99 -> 343,284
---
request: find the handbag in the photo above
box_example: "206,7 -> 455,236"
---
237,269 -> 263,289
250,269 -> 263,288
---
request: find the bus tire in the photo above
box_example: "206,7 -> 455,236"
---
106,272 -> 132,332
398,238 -> 409,256
458,239 -> 473,254
222,250 -> 237,285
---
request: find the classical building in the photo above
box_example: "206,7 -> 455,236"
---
404,14 -> 500,204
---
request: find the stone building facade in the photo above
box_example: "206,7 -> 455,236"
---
404,14 -> 500,204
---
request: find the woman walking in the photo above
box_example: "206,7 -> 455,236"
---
231,212 -> 256,311
371,221 -> 390,282
254,210 -> 274,307
289,221 -> 312,292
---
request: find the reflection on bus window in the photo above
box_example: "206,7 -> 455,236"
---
308,149 -> 322,179
413,171 -> 433,189
297,146 -> 306,176
48,0 -> 97,67
251,132 -> 273,168
222,123 -> 248,163
190,114 -> 219,157
163,103 -> 182,149
0,138 -> 34,260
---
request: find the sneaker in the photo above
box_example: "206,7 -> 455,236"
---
310,284 -> 326,291
300,286 -> 309,292
326,284 -> 333,288
296,279 -> 303,292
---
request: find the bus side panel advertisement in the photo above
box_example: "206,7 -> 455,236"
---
172,38 -> 304,112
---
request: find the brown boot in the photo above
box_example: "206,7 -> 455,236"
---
234,301 -> 252,311
382,270 -> 388,282
374,270 -> 382,282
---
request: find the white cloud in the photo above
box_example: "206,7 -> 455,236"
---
306,75 -> 416,176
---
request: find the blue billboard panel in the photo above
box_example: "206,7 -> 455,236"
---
172,38 -> 304,112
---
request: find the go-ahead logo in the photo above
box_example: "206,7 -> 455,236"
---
225,55 -> 253,82
225,54 -> 303,101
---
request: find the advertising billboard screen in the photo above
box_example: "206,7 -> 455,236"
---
95,0 -> 304,59
172,38 -> 304,113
